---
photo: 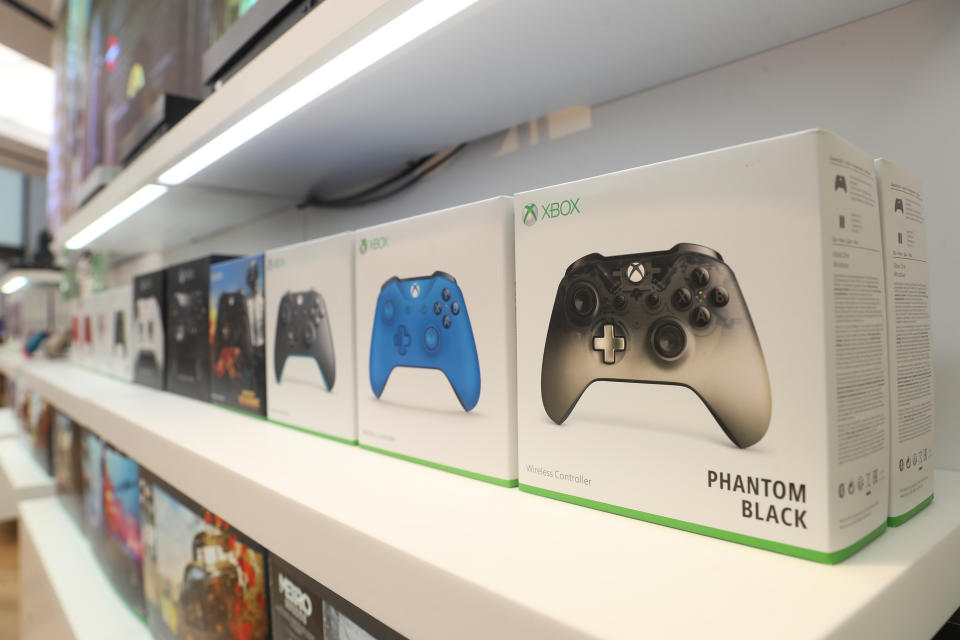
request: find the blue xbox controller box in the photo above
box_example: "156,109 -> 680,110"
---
355,197 -> 517,486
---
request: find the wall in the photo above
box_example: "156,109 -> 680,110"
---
119,0 -> 959,468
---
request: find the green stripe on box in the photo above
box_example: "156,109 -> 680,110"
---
888,493 -> 934,527
359,444 -> 518,487
519,483 -> 886,564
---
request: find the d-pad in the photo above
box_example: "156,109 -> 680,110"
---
394,325 -> 412,355
593,323 -> 625,364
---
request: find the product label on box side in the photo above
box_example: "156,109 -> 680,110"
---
877,161 -> 934,521
822,145 -> 889,533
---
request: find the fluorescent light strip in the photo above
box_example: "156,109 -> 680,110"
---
64,184 -> 169,250
158,0 -> 480,185
1,276 -> 28,294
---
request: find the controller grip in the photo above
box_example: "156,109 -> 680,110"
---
540,332 -> 588,424
369,325 -> 393,398
694,363 -> 771,448
274,345 -> 286,383
441,354 -> 481,412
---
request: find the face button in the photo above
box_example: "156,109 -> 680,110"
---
672,287 -> 692,310
451,301 -> 460,315
690,306 -> 711,328
393,325 -> 411,355
304,323 -> 317,345
286,328 -> 295,343
690,266 -> 710,287
569,283 -> 599,320
313,297 -> 325,318
592,323 -> 626,364
442,287 -> 452,302
710,287 -> 729,307
433,301 -> 443,315
652,321 -> 686,360
645,292 -> 661,310
424,326 -> 440,351
625,261 -> 646,283
442,315 -> 452,329
382,300 -> 396,323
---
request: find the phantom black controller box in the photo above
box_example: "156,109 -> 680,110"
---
513,130 -> 892,563
165,255 -> 235,401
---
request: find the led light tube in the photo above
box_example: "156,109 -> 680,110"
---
158,0 -> 480,185
1,276 -> 28,294
65,184 -> 168,250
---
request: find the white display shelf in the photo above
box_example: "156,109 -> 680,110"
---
0,407 -> 18,438
53,0 -> 907,257
18,497 -> 151,640
4,356 -> 959,639
0,437 -> 54,510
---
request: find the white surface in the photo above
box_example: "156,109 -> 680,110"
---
0,42 -> 53,150
13,358 -> 960,639
19,497 -> 151,640
0,438 -> 53,501
0,407 -> 18,438
51,0 -> 906,256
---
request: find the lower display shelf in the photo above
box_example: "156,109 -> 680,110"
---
3,354 -> 960,639
0,438 -> 54,502
19,496 -> 151,640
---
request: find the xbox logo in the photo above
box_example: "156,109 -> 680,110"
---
523,203 -> 538,226
409,283 -> 420,298
626,262 -> 645,283
359,238 -> 367,254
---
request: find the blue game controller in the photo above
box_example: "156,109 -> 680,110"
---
369,271 -> 481,411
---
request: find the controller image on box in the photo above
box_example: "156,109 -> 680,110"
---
541,244 -> 771,448
113,311 -> 126,357
369,271 -> 481,411
213,291 -> 253,374
135,297 -> 164,371
170,291 -> 207,382
275,290 -> 335,389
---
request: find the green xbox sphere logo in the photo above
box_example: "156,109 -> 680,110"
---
523,203 -> 538,226
359,238 -> 368,254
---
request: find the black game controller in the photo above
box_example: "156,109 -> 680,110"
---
113,311 -> 126,357
274,290 -> 336,389
212,291 -> 253,370
170,290 -> 207,382
834,175 -> 847,192
541,244 -> 771,448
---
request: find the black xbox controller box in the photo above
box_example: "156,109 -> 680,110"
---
164,255 -> 234,401
265,234 -> 355,442
133,270 -> 166,389
209,254 -> 267,415
514,130 -> 891,563
269,553 -> 406,640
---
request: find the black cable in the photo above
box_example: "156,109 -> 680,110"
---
0,0 -> 53,28
297,153 -> 432,209
299,143 -> 467,209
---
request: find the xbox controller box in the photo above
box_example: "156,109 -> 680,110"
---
165,255 -> 235,401
265,233 -> 355,442
105,284 -> 133,380
875,159 -> 935,526
133,270 -> 166,389
269,552 -> 406,640
514,130 -> 891,562
139,469 -> 270,640
210,254 -> 267,416
355,197 -> 517,485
